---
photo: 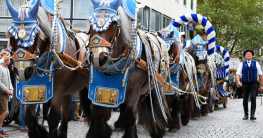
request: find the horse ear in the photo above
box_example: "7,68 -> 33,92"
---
6,0 -> 18,17
91,0 -> 101,7
169,31 -> 174,38
112,0 -> 122,7
29,0 -> 40,19
157,32 -> 162,37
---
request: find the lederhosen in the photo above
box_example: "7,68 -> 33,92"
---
242,60 -> 258,116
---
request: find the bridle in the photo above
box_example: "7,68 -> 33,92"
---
12,7 -> 41,82
89,16 -> 121,70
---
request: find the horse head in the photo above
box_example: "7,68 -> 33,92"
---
157,29 -> 179,63
6,0 -> 46,81
189,35 -> 208,78
89,0 -> 131,71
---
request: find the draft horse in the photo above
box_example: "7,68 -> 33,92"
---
80,0 -> 171,137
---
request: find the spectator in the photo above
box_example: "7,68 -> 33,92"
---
0,51 -> 13,137
180,34 -> 186,49
70,95 -> 78,121
36,104 -> 42,119
20,104 -> 28,132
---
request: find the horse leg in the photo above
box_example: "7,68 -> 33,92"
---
58,95 -> 71,138
191,95 -> 200,120
87,105 -> 112,138
180,95 -> 190,126
168,97 -> 180,133
79,87 -> 92,123
48,95 -> 63,138
201,91 -> 209,116
114,103 -> 126,131
25,104 -> 48,138
122,106 -> 138,138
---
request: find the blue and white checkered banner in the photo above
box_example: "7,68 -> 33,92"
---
173,14 -> 216,59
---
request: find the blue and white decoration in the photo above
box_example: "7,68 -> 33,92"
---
216,84 -> 229,97
157,31 -> 175,52
121,0 -> 136,20
89,0 -> 121,32
187,21 -> 195,31
216,45 -> 230,80
16,73 -> 54,105
173,14 -> 216,59
166,23 -> 180,40
191,35 -> 207,61
6,0 -> 41,47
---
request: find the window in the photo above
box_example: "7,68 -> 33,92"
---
162,15 -> 172,28
143,8 -> 149,29
155,12 -> 161,31
150,10 -> 156,31
60,0 -> 71,18
73,0 -> 93,18
191,0 -> 194,10
0,0 -> 24,17
184,0 -> 187,6
137,7 -> 149,30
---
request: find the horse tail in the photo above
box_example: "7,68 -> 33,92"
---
138,89 -> 172,137
79,87 -> 92,124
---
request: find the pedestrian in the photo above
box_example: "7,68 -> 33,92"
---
229,71 -> 237,98
0,51 -> 13,137
236,49 -> 263,120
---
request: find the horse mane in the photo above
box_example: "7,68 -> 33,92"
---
5,5 -> 51,43
117,6 -> 132,46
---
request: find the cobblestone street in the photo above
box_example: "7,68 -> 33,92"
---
3,96 -> 263,138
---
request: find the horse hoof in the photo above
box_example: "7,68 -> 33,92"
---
201,113 -> 208,116
168,128 -> 179,133
114,127 -> 125,132
191,117 -> 199,120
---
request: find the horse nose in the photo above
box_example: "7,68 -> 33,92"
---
99,52 -> 108,67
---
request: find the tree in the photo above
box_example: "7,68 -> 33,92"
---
197,0 -> 263,58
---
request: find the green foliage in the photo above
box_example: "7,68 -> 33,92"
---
197,0 -> 263,58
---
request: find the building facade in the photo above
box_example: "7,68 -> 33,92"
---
0,0 -> 196,50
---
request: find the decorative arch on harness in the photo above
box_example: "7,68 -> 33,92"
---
216,45 -> 230,81
172,14 -> 216,59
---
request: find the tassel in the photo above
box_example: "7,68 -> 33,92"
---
29,36 -> 34,41
17,40 -> 21,45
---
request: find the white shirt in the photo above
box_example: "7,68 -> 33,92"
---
0,59 -> 4,65
236,60 -> 263,76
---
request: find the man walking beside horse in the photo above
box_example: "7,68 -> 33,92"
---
236,49 -> 263,120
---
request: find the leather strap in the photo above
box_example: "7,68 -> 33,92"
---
60,52 -> 89,77
90,35 -> 112,48
136,59 -> 164,84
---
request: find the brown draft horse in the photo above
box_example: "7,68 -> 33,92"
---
156,29 -> 194,132
186,44 -> 212,119
6,1 -> 89,137
80,1 -> 170,138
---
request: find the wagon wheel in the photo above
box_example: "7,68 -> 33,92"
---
223,97 -> 228,108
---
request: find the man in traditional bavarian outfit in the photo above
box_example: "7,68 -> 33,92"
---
236,49 -> 263,120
